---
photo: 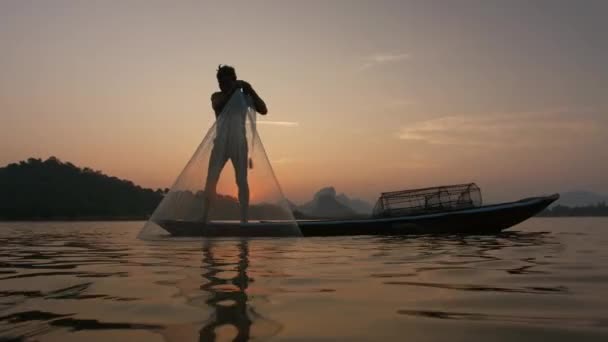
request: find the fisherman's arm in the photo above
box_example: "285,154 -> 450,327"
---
239,81 -> 268,115
211,92 -> 224,117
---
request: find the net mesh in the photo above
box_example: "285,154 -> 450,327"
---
372,183 -> 482,217
139,89 -> 301,238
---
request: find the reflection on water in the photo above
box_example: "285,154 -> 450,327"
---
199,239 -> 281,341
396,309 -> 606,328
199,239 -> 252,341
0,219 -> 607,341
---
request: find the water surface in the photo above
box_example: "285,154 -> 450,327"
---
1,218 -> 607,341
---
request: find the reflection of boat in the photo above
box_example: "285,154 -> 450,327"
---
157,191 -> 559,237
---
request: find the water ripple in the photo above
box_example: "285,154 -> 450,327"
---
0,220 -> 607,341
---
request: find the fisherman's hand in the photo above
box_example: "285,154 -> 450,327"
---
237,80 -> 253,94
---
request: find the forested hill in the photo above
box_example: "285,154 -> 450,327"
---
0,157 -> 164,220
538,203 -> 608,217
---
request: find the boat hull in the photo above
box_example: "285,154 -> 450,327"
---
155,194 -> 559,237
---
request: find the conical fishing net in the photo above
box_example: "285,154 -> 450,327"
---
139,89 -> 301,238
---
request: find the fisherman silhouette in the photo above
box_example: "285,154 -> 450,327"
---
201,65 -> 268,224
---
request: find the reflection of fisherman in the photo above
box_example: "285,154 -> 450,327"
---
202,65 -> 268,223
199,239 -> 252,341
199,239 -> 282,341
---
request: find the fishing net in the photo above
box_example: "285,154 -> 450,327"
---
139,89 -> 301,239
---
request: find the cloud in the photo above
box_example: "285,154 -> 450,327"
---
398,110 -> 602,148
272,158 -> 294,164
257,121 -> 299,127
385,98 -> 415,109
360,53 -> 410,70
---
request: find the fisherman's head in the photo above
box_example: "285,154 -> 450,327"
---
216,64 -> 237,93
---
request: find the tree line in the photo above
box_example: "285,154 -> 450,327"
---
538,202 -> 608,217
0,157 -> 165,220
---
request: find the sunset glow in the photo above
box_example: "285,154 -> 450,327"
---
1,1 -> 606,204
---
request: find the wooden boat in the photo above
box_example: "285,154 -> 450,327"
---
155,193 -> 559,237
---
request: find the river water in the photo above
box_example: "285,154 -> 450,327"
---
1,218 -> 607,341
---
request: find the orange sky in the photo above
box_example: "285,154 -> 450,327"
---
1,1 -> 607,203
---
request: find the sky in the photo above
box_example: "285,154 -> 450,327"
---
1,0 -> 607,203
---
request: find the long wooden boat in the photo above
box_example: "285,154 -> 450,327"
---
155,194 -> 559,237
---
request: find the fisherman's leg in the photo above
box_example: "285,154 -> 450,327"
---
232,146 -> 249,223
202,147 -> 227,223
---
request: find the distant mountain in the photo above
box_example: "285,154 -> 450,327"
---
553,191 -> 608,207
297,187 -> 372,219
0,158 -> 378,221
298,187 -> 355,218
336,193 -> 374,215
0,157 -> 164,220
539,202 -> 608,217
